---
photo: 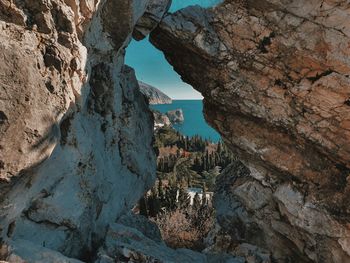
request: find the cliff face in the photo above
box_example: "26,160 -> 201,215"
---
166,109 -> 184,123
153,110 -> 171,128
150,1 -> 350,262
0,0 -> 169,261
138,81 -> 172,104
2,0 -> 350,262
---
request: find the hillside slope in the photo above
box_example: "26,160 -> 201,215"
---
139,81 -> 172,104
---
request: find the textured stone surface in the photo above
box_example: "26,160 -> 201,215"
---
166,109 -> 185,123
133,0 -> 172,40
0,1 -> 243,262
3,0 -> 350,261
1,239 -> 84,263
153,110 -> 171,128
117,213 -> 163,243
95,222 -> 242,263
150,1 -> 350,262
0,0 -> 157,261
96,223 -> 205,262
138,81 -> 172,104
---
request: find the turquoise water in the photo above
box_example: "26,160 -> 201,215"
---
170,0 -> 223,11
151,100 -> 221,142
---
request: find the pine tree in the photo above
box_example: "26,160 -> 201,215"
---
139,196 -> 148,217
178,187 -> 190,209
164,156 -> 169,172
202,192 -> 208,207
148,189 -> 161,217
158,179 -> 164,204
206,150 -> 210,168
164,183 -> 178,211
217,141 -> 222,154
193,192 -> 201,211
176,149 -> 181,158
202,182 -> 209,206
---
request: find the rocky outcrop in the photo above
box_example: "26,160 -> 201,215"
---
138,81 -> 172,104
150,1 -> 350,262
153,110 -> 171,128
166,109 -> 184,123
0,0 -> 172,261
133,0 -> 172,40
2,0 -> 350,261
96,214 -> 243,263
96,223 -> 207,262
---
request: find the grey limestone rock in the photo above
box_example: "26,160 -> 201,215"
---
166,109 -> 184,123
133,0 -> 172,40
0,0 -> 156,261
138,81 -> 172,105
150,1 -> 350,262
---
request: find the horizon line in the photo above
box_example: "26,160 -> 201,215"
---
170,98 -> 203,100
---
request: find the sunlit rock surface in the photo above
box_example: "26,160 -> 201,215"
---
166,109 -> 185,123
96,214 -> 243,263
153,110 -> 172,128
150,1 -> 350,262
133,0 -> 172,40
0,0 -> 158,261
2,0 -> 350,261
138,81 -> 172,104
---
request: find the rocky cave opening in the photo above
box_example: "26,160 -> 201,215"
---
1,0 -> 350,263
127,0 -> 350,262
121,0 -> 232,254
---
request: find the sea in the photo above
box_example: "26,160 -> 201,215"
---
151,100 -> 221,142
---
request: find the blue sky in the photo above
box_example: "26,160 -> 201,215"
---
125,0 -> 222,100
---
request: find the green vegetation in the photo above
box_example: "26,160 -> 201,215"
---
154,126 -> 235,191
138,126 -> 235,250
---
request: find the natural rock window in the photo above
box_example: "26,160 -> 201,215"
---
1,0 -> 350,263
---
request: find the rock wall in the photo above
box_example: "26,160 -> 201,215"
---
2,0 -> 350,262
138,81 -> 172,105
150,1 -> 350,262
0,0 -> 170,261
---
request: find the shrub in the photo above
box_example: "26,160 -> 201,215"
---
154,206 -> 214,251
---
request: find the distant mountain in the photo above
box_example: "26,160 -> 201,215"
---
138,81 -> 172,105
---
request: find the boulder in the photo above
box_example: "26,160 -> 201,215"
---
153,110 -> 172,128
166,109 -> 184,123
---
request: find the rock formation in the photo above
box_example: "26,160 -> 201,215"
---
2,0 -> 350,262
133,0 -> 173,41
150,1 -> 350,262
138,81 -> 172,104
0,0 -> 172,261
153,110 -> 171,128
167,109 -> 185,123
94,213 -> 243,263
